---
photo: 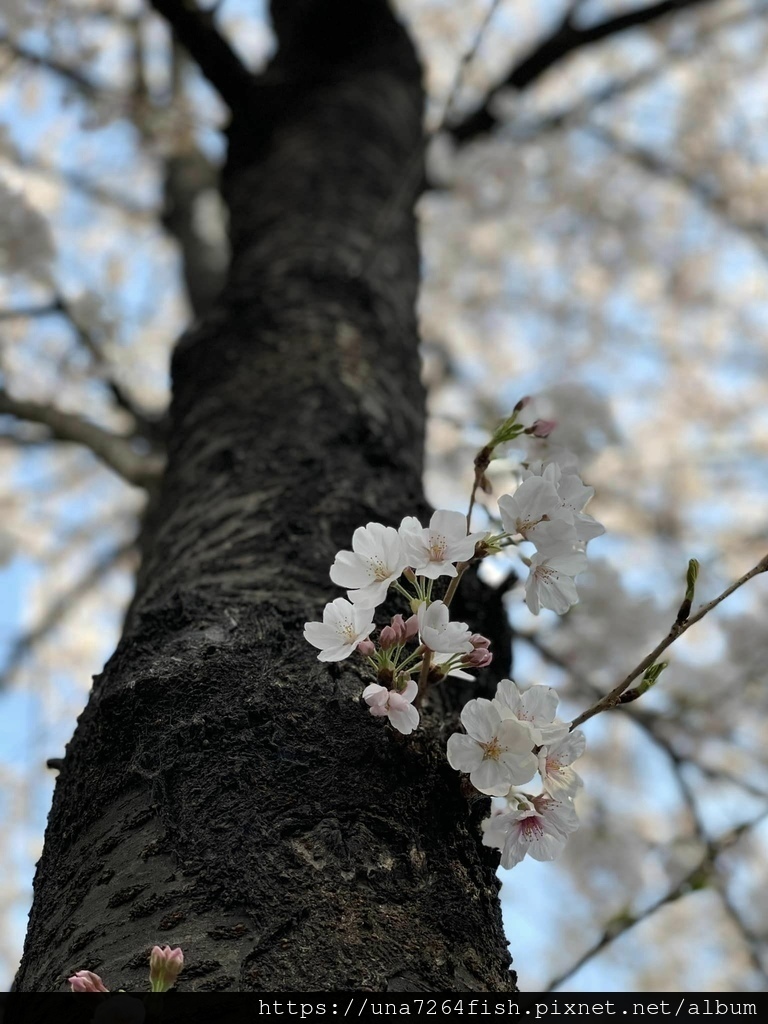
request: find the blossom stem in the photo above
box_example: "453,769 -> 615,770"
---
467,445 -> 492,529
443,561 -> 469,607
398,644 -> 426,674
571,554 -> 768,729
415,649 -> 433,706
393,581 -> 414,602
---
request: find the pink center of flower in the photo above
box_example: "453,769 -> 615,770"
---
520,815 -> 545,841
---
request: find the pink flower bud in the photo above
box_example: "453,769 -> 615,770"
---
149,945 -> 184,992
513,396 -> 531,413
404,614 -> 419,639
356,639 -> 375,656
462,648 -> 493,668
529,418 -> 557,438
469,634 -> 491,650
69,970 -> 109,993
379,625 -> 397,649
389,614 -> 407,642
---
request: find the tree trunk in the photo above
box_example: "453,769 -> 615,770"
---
15,0 -> 516,993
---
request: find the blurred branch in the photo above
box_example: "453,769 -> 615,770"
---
449,0 -> 721,144
585,123 -> 768,259
0,33 -> 103,98
159,44 -> 227,316
545,809 -> 768,991
571,555 -> 768,729
512,2 -> 768,142
0,387 -> 164,488
53,294 -> 162,437
3,150 -> 154,218
433,0 -> 506,131
523,632 -> 768,800
523,632 -> 768,988
0,540 -> 135,693
148,0 -> 253,110
0,303 -> 60,322
0,297 -> 164,438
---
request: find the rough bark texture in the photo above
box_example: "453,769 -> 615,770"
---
15,0 -> 516,993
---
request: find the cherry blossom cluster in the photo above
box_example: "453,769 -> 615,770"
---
448,678 -> 585,868
303,401 -> 603,868
498,452 -> 604,614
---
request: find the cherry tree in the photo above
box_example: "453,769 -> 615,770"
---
2,0 -> 768,992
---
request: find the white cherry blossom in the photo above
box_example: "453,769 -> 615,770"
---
330,522 -> 406,607
417,601 -> 473,655
522,461 -> 604,543
493,678 -> 569,745
304,598 -> 375,662
483,793 -> 579,869
447,698 -> 538,796
399,510 -> 486,579
524,519 -> 587,615
538,731 -> 586,796
363,679 -> 419,735
498,476 -> 561,540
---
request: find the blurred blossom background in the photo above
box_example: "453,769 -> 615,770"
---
2,0 -> 768,991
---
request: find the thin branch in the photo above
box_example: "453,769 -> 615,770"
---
0,387 -> 164,488
0,540 -> 135,693
511,2 -> 768,143
571,555 -> 768,729
546,859 -> 709,991
432,0 -> 507,132
523,632 -> 768,801
0,296 -> 163,436
449,0 -> 721,143
0,33 -> 102,97
3,148 -> 155,218
159,44 -> 228,316
0,302 -> 60,323
585,122 -> 768,258
53,294 -> 160,433
523,632 -> 768,987
148,0 -> 253,110
358,0 -> 507,278
545,809 -> 768,991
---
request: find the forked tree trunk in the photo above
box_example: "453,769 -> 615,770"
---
15,0 -> 516,992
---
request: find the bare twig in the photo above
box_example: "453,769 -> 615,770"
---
571,556 -> 768,729
0,540 -> 135,692
431,0 -> 506,132
545,809 -> 768,991
1,296 -> 162,436
53,294 -> 160,433
357,0 -> 508,282
449,0 -> 721,143
0,388 -> 164,488
523,632 -> 768,989
0,302 -> 60,323
0,33 -> 102,97
586,123 -> 768,260
511,2 -> 768,143
1,149 -> 154,217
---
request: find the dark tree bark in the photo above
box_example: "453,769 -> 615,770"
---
15,0 -> 515,993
